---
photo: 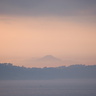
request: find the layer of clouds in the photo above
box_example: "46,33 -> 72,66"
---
0,0 -> 96,16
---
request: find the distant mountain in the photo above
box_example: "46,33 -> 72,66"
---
39,55 -> 62,61
27,55 -> 74,67
34,55 -> 64,67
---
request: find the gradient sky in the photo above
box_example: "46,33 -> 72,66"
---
0,0 -> 96,67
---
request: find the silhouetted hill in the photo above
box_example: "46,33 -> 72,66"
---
0,63 -> 96,80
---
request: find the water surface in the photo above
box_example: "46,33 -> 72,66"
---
0,79 -> 96,96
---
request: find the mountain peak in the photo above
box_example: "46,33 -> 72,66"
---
30,55 -> 64,67
40,55 -> 61,61
43,55 -> 55,58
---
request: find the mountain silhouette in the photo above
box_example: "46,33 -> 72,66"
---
30,55 -> 64,67
39,55 -> 62,61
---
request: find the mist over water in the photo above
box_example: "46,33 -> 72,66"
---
0,79 -> 96,96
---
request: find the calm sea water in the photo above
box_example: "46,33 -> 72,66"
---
0,79 -> 96,96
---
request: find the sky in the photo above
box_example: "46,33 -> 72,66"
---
0,0 -> 96,67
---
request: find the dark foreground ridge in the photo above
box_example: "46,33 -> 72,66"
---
0,63 -> 96,80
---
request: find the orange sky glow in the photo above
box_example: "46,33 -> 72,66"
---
0,15 -> 96,67
0,0 -> 96,67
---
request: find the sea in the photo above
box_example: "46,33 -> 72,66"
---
0,79 -> 96,96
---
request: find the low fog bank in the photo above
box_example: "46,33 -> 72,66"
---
0,63 -> 96,80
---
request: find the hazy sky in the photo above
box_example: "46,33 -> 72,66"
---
0,0 -> 96,67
